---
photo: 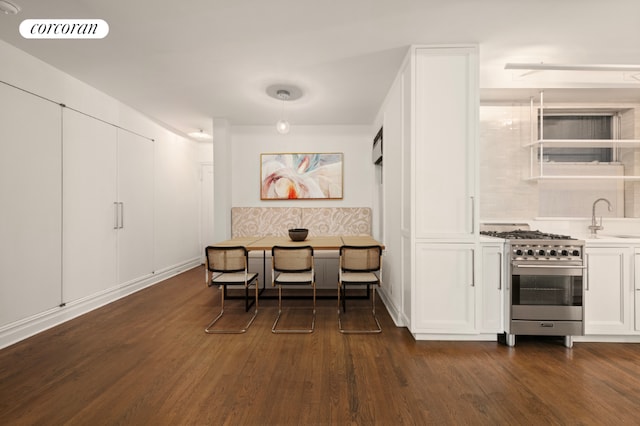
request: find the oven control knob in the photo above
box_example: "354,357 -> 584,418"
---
549,249 -> 557,256
561,249 -> 569,256
526,249 -> 534,256
538,249 -> 546,256
515,249 -> 523,256
572,250 -> 580,256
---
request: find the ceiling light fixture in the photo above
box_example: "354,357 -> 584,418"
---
275,89 -> 291,135
505,63 -> 640,72
188,129 -> 213,141
266,84 -> 302,135
0,0 -> 21,14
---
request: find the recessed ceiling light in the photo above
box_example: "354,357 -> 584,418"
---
0,0 -> 21,15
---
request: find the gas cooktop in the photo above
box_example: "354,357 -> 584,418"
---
480,229 -> 576,240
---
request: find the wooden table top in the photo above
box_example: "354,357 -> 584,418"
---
211,235 -> 384,251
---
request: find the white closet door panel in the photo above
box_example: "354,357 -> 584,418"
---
154,133 -> 199,270
117,130 -> 154,284
0,84 -> 62,326
62,108 -> 118,302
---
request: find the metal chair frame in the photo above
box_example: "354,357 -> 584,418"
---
271,245 -> 316,334
205,246 -> 259,334
338,245 -> 383,334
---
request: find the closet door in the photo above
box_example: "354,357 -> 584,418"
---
117,130 -> 154,285
0,83 -> 62,326
62,108 -> 118,302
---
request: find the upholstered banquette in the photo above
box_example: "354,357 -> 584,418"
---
230,207 -> 372,288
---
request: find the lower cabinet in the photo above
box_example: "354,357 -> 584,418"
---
585,246 -> 634,334
413,243 -> 476,333
411,242 -> 503,337
478,244 -> 504,333
634,249 -> 640,332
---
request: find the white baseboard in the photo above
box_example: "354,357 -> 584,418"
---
377,288 -> 405,327
0,258 -> 200,350
411,333 -> 498,341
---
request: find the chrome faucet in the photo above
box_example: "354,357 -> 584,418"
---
588,198 -> 613,236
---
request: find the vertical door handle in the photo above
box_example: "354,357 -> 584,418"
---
584,253 -> 589,291
470,196 -> 475,234
470,249 -> 475,287
498,251 -> 502,290
114,202 -> 119,229
119,202 -> 124,229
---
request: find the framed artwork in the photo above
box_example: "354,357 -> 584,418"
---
261,152 -> 343,200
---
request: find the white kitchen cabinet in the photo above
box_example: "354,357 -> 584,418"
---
585,246 -> 633,334
414,46 -> 478,241
63,108 -> 154,303
413,243 -> 475,333
0,83 -> 62,327
478,243 -> 504,333
374,45 -> 480,337
635,250 -> 640,332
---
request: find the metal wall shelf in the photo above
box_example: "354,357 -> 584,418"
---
527,92 -> 640,180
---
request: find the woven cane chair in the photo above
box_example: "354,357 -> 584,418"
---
205,246 -> 259,334
271,245 -> 315,333
338,245 -> 383,334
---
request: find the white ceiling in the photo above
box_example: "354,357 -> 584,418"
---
1,0 -> 640,138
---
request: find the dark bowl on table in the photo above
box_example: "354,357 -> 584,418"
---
288,228 -> 309,241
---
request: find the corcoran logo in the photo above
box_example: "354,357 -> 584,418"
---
19,19 -> 109,39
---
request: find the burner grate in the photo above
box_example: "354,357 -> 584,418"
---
480,229 -> 575,240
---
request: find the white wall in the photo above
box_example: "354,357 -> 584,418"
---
229,125 -> 374,208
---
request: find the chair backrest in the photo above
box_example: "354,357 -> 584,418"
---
206,246 -> 248,273
272,245 -> 314,272
340,245 -> 382,272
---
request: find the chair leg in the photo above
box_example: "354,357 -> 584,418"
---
338,284 -> 382,334
206,282 -> 258,334
272,285 -> 315,334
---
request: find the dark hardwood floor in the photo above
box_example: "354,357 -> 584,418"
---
1,265 -> 640,425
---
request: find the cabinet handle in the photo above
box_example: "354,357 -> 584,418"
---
470,196 -> 475,234
113,202 -> 119,229
470,249 -> 475,287
119,202 -> 124,229
584,253 -> 589,291
498,251 -> 502,290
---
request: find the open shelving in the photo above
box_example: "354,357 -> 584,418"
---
526,91 -> 640,181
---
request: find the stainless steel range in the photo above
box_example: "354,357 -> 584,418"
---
481,224 -> 586,348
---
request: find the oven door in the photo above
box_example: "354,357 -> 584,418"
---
511,263 -> 584,321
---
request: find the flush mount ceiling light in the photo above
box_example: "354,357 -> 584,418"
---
504,62 -> 640,84
505,63 -> 640,72
188,129 -> 213,141
267,85 -> 302,135
0,0 -> 21,14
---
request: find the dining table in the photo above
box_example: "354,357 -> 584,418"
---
209,234 -> 384,299
213,235 -> 384,251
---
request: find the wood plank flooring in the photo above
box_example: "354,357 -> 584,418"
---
2,265 -> 640,425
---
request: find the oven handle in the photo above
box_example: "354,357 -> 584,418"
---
513,264 -> 586,269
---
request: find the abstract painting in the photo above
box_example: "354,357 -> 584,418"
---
261,153 -> 343,200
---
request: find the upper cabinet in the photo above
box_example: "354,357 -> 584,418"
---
414,46 -> 479,240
